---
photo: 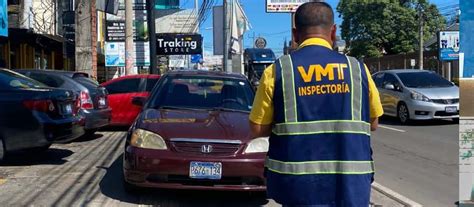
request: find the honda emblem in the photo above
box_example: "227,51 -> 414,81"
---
201,145 -> 213,153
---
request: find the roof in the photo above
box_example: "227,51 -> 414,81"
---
378,69 -> 435,73
165,70 -> 247,79
101,74 -> 161,85
14,69 -> 89,78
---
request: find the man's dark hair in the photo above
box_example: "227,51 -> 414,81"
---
295,2 -> 334,32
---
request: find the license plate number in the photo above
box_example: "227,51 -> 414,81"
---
446,106 -> 457,113
63,104 -> 72,115
189,162 -> 222,180
98,97 -> 106,106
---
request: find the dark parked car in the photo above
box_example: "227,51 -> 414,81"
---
100,74 -> 160,127
16,70 -> 112,135
123,70 -> 266,192
0,69 -> 85,161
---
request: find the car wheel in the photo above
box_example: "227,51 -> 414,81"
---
0,137 -> 5,162
397,103 -> 410,125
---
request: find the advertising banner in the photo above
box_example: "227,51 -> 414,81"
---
155,9 -> 198,33
106,20 -> 148,42
0,0 -> 7,37
105,42 -> 150,67
266,0 -> 312,13
156,34 -> 203,55
439,31 -> 460,61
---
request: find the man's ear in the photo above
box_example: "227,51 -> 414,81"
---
331,24 -> 337,43
292,28 -> 299,45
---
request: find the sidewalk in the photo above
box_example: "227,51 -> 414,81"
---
371,182 -> 422,207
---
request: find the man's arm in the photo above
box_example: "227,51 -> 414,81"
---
250,121 -> 272,138
249,65 -> 275,138
370,118 -> 379,131
365,65 -> 384,131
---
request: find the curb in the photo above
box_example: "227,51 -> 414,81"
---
372,182 -> 423,207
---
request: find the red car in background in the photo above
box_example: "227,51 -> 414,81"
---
100,75 -> 160,126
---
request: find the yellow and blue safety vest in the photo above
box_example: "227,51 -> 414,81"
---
266,43 -> 374,206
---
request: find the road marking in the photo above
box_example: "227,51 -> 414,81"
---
372,182 -> 422,206
379,125 -> 406,133
0,178 -> 6,185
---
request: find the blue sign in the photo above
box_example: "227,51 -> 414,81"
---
0,0 -> 7,37
191,54 -> 203,63
461,1 -> 474,77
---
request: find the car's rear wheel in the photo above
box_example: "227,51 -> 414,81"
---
397,103 -> 411,125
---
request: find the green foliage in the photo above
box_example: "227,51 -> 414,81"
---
337,0 -> 446,58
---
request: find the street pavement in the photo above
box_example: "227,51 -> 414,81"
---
373,116 -> 459,207
0,120 -> 455,206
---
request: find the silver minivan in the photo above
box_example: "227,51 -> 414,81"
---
372,70 -> 459,124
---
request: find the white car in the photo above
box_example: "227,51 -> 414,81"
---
372,70 -> 459,124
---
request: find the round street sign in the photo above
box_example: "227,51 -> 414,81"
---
255,37 -> 267,49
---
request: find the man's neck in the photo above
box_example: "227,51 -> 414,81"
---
299,34 -> 333,47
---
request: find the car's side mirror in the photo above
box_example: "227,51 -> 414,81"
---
132,96 -> 147,107
384,83 -> 395,91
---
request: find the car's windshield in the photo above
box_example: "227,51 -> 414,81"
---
397,72 -> 453,88
150,75 -> 255,112
0,69 -> 48,89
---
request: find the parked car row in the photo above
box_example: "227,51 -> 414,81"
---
0,69 -> 85,161
0,69 -> 161,161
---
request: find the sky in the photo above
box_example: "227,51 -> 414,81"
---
179,0 -> 459,56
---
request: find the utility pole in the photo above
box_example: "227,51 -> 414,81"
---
147,0 -> 158,74
75,0 -> 97,78
223,0 -> 229,72
125,0 -> 135,75
418,3 -> 424,70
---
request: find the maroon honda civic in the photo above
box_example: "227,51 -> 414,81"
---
123,70 -> 267,192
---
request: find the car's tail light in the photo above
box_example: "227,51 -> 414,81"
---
23,99 -> 56,113
80,91 -> 94,109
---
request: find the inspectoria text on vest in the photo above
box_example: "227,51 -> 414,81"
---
297,63 -> 351,96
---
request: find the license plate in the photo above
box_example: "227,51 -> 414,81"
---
98,97 -> 106,106
189,162 -> 222,180
62,104 -> 72,115
445,106 -> 457,113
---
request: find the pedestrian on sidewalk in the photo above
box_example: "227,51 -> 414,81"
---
249,2 -> 384,206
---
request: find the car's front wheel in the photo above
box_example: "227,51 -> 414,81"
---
397,103 -> 411,125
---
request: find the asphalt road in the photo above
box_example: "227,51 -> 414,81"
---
0,121 -> 454,206
372,116 -> 459,207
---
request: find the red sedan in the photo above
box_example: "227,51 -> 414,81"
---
100,74 -> 160,126
123,71 -> 267,192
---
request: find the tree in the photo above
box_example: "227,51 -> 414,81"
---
337,0 -> 446,58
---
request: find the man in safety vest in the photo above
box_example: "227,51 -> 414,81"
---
249,2 -> 384,206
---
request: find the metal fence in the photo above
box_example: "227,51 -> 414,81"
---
364,51 -> 459,82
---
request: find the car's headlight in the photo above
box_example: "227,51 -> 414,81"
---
130,129 -> 167,150
410,91 -> 431,102
245,137 -> 269,153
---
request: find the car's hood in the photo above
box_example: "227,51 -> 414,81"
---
409,86 -> 459,99
136,108 -> 252,142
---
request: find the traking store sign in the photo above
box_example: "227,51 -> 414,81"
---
156,34 -> 203,55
